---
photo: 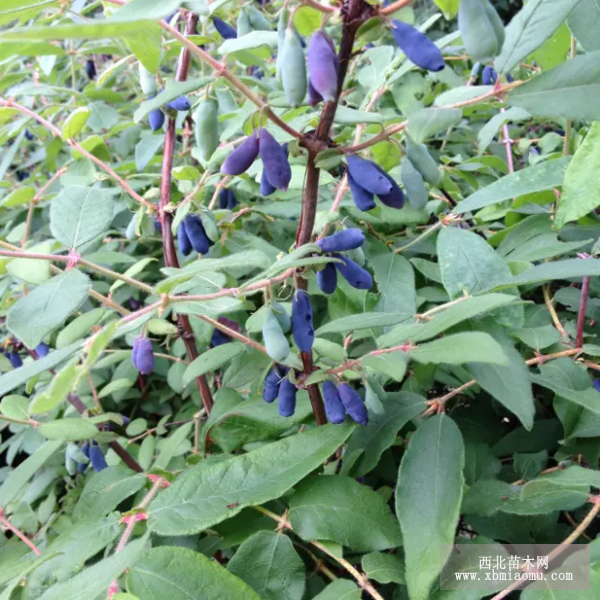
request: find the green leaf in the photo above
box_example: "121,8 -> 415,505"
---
468,342 -> 535,430
127,546 -> 260,600
507,51 -> 600,120
1,186 -> 35,207
344,392 -> 425,477
316,313 -> 409,335
477,107 -> 530,155
37,537 -> 147,600
555,121 -> 600,227
371,251 -> 416,317
362,552 -> 405,584
50,186 -> 115,251
182,343 -> 245,387
409,332 -> 508,366
501,258 -> 600,289
396,415 -> 465,600
378,293 -> 521,348
0,342 -> 82,396
0,440 -> 62,507
334,106 -> 383,124
0,395 -> 28,420
6,241 -> 53,284
361,352 -> 408,381
110,258 -> 157,293
289,475 -> 402,551
453,157 -> 569,214
147,423 -> 354,535
61,107 -> 91,140
568,0 -> 600,51
219,31 -> 279,54
311,580 -> 360,600
73,465 -> 146,521
494,0 -> 582,73
29,360 -> 78,414
7,271 -> 89,349
406,108 -> 462,144
227,532 -> 305,600
38,418 -> 99,442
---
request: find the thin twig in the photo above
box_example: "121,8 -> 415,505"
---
576,276 -> 591,349
0,509 -> 42,555
543,285 -> 570,341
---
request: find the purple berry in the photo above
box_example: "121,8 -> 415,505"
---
482,65 -> 498,85
166,96 -> 191,111
89,445 -> 108,472
81,442 -> 91,458
8,352 -> 22,369
149,109 -> 165,131
318,228 -> 365,253
218,188 -> 229,209
259,128 -> 292,192
278,377 -> 297,417
348,172 -> 376,211
35,343 -> 49,358
594,379 -> 600,393
263,368 -> 281,403
335,255 -> 373,290
178,221 -> 192,256
227,189 -> 238,209
322,380 -> 346,424
221,134 -> 260,176
308,78 -> 324,106
132,336 -> 154,375
307,30 -> 338,102
213,17 -> 237,40
25,129 -> 34,141
211,329 -> 231,347
292,290 -> 314,353
85,59 -> 96,80
317,262 -> 338,295
391,20 -> 445,72
373,165 -> 405,209
260,169 -> 277,196
338,383 -> 368,425
184,215 -> 213,255
346,156 -> 393,196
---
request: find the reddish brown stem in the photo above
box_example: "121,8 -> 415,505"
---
576,276 -> 591,348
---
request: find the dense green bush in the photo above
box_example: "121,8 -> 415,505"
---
2,0 -> 600,598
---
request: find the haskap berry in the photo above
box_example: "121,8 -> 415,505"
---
259,129 -> 292,192
166,96 -> 191,111
317,262 -> 338,295
482,65 -> 498,85
348,172 -> 376,211
263,368 -> 282,403
149,109 -> 165,131
346,155 -> 392,196
89,445 -> 108,472
278,377 -> 297,417
322,380 -> 346,424
132,336 -> 154,375
8,352 -> 22,369
374,165 -> 405,209
25,129 -> 34,141
292,290 -> 314,353
391,20 -> 445,72
183,215 -> 213,255
307,30 -> 338,102
35,343 -> 49,358
219,188 -> 229,209
221,134 -> 260,176
178,220 -> 192,256
335,255 -> 373,290
338,383 -> 368,425
593,379 -> 600,393
213,17 -> 237,40
307,79 -> 324,106
318,228 -> 365,253
227,190 -> 238,209
85,59 -> 96,80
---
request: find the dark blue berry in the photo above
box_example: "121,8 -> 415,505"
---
338,383 -> 368,425
292,290 -> 314,353
318,228 -> 365,253
322,380 -> 346,424
391,20 -> 445,72
317,262 -> 338,295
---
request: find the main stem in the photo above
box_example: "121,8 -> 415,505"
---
160,13 -> 213,413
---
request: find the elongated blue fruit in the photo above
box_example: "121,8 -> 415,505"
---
35,343 -> 49,357
318,228 -> 365,252
227,190 -> 238,209
346,155 -> 392,195
166,96 -> 191,111
219,188 -> 228,209
308,78 -> 324,106
221,134 -> 260,175
317,262 -> 338,295
391,20 -> 445,72
85,59 -> 96,80
292,290 -> 314,352
149,109 -> 165,131
89,445 -> 108,472
184,215 -> 213,254
278,377 -> 297,417
348,172 -> 376,211
263,368 -> 281,403
25,129 -> 34,141
307,30 -> 338,102
259,128 -> 292,191
335,255 -> 373,290
211,329 -> 230,347
132,336 -> 154,375
338,383 -> 368,425
213,17 -> 237,40
81,442 -> 91,458
178,221 -> 192,256
8,352 -> 22,368
373,165 -> 405,209
280,29 -> 307,107
594,379 -> 600,393
482,65 -> 498,85
322,380 -> 346,424
260,169 -> 277,196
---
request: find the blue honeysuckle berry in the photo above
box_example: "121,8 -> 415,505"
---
292,290 -> 314,353
132,336 -> 154,375
337,383 -> 368,425
259,128 -> 292,192
374,165 -> 405,209
178,220 -> 192,256
211,329 -> 231,347
322,380 -> 346,424
318,228 -> 365,253
15,170 -> 29,182
8,352 -> 22,369
213,17 -> 237,40
335,254 -> 373,290
149,108 -> 165,131
166,95 -> 191,111
482,65 -> 498,85
89,445 -> 108,472
221,134 -> 260,176
25,129 -> 35,141
278,377 -> 297,417
218,188 -> 229,209
317,262 -> 338,295
390,20 -> 445,72
35,343 -> 49,358
307,30 -> 338,102
263,368 -> 281,403
183,215 -> 213,255
346,155 -> 392,196
227,189 -> 238,210
307,78 -> 324,107
348,172 -> 376,211
85,59 -> 96,80
593,379 -> 600,393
